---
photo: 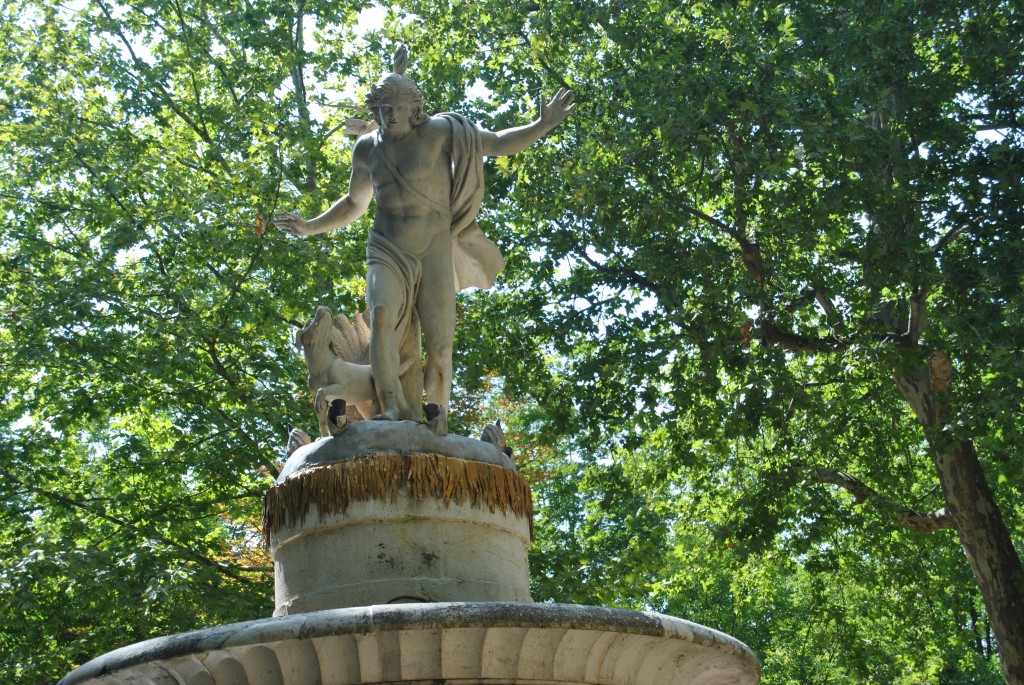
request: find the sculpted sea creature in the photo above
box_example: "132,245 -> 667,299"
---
296,307 -> 379,437
480,419 -> 512,458
286,424 -> 312,457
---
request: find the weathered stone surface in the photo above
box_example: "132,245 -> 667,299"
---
59,602 -> 762,685
271,494 -> 532,614
267,453 -> 533,614
277,420 -> 515,482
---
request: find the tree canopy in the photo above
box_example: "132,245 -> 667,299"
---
2,0 -> 1021,683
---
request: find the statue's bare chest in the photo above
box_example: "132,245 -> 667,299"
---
370,134 -> 449,186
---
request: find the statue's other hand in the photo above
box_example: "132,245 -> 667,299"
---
274,211 -> 311,236
540,88 -> 577,129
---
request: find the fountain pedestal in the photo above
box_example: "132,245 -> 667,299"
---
265,425 -> 534,614
60,422 -> 761,685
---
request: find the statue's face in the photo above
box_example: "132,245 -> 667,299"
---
377,95 -> 414,140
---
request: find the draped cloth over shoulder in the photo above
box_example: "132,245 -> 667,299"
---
369,113 -> 503,292
440,112 -> 505,291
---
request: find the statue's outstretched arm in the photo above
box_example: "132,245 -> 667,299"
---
275,137 -> 374,236
480,88 -> 576,157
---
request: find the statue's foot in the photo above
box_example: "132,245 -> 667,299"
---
425,404 -> 448,436
371,409 -> 399,421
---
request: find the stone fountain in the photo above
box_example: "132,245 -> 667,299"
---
60,420 -> 760,685
60,46 -> 760,685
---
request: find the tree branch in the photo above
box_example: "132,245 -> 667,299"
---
515,29 -> 573,91
288,2 -> 318,196
806,468 -> 954,534
70,148 -> 130,214
555,219 -> 663,297
760,320 -> 850,353
94,0 -> 232,176
664,198 -> 767,285
907,288 -> 928,344
934,220 -> 973,254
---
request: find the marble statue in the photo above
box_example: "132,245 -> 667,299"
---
276,46 -> 575,435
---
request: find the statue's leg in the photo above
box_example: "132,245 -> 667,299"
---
367,262 -> 405,422
418,249 -> 456,436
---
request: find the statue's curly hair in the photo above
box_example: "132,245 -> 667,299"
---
365,73 -> 428,127
366,46 -> 425,127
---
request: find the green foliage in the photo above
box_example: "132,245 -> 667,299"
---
388,0 -> 1022,681
524,418 -> 1006,684
2,0 -> 1021,682
0,0 -> 383,678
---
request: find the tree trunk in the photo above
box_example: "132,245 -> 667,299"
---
933,439 -> 1024,685
895,357 -> 1024,684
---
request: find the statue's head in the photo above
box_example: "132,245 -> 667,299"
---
365,73 -> 428,128
365,45 -> 428,129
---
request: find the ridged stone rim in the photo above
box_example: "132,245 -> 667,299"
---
60,602 -> 761,685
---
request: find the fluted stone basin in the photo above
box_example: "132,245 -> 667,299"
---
59,602 -> 761,685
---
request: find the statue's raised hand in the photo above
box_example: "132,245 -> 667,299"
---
274,211 -> 311,236
540,88 -> 577,130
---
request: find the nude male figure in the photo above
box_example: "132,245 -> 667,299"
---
276,59 -> 574,435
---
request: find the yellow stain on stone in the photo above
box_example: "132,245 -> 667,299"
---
263,453 -> 533,546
